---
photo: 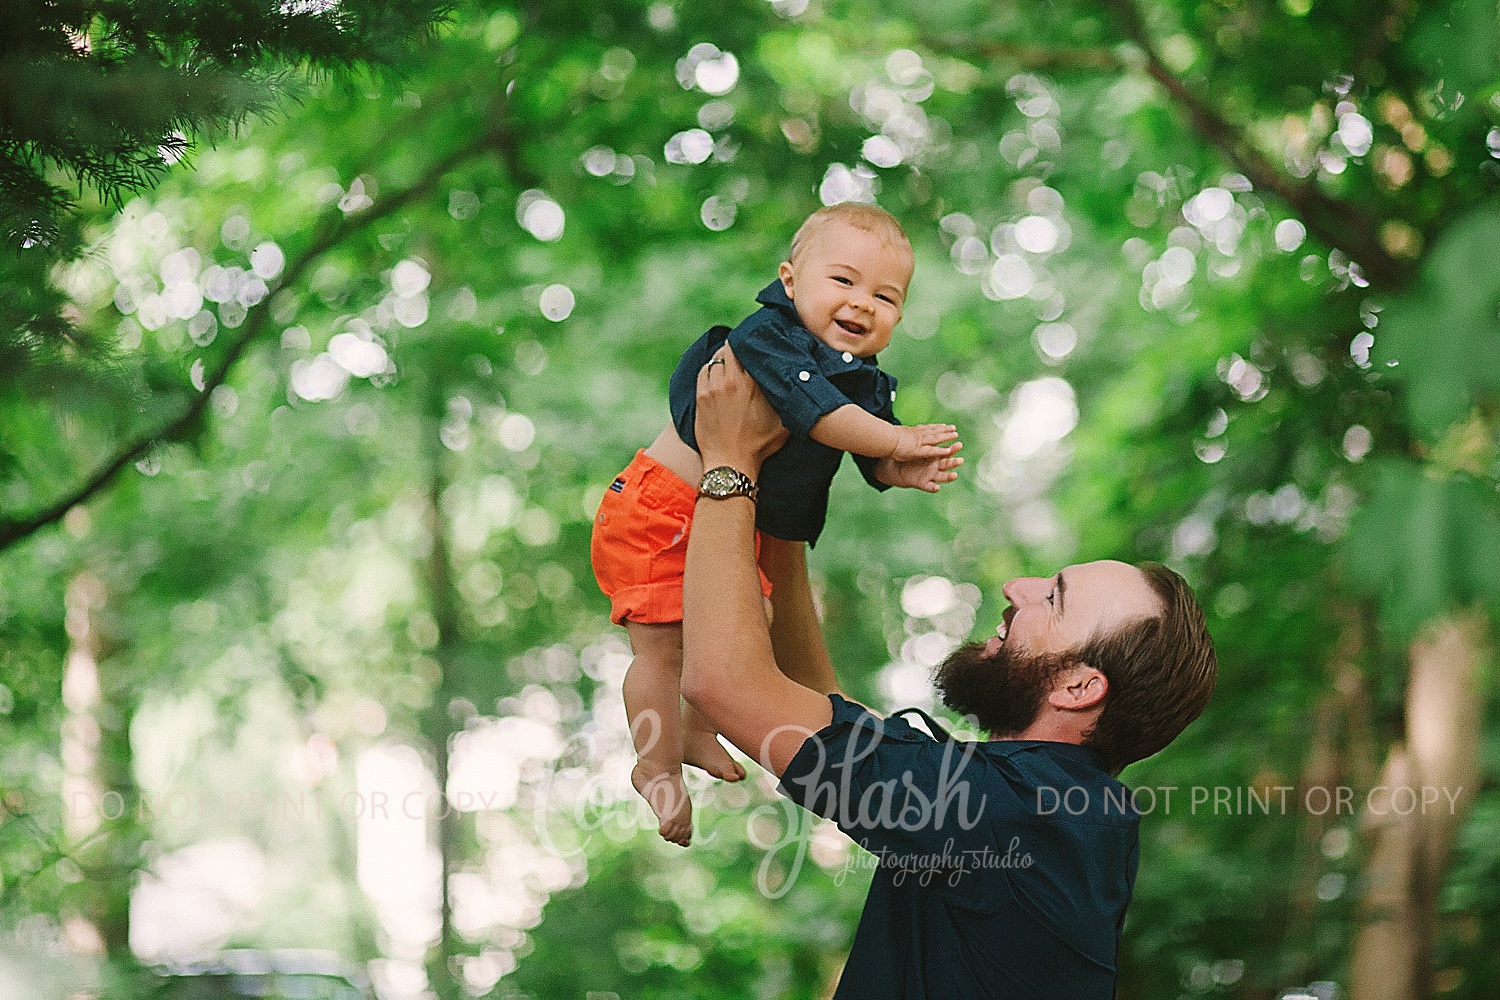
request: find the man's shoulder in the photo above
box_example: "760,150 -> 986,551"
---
779,695 -> 935,774
981,741 -> 1140,827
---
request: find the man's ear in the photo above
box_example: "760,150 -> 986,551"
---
1048,663 -> 1107,711
777,261 -> 796,299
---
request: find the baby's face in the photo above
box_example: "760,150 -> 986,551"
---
777,221 -> 912,359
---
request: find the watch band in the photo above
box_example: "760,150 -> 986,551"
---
697,465 -> 758,503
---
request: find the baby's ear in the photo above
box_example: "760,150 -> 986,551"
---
777,261 -> 796,298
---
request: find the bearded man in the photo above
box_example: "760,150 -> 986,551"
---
680,346 -> 1217,999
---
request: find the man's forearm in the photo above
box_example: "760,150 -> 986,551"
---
682,486 -> 833,774
761,537 -> 839,696
685,346 -> 835,774
681,492 -> 772,723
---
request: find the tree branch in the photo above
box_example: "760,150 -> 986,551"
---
926,36 -> 1125,74
1098,0 -> 1412,288
935,5 -> 1413,287
0,127 -> 504,554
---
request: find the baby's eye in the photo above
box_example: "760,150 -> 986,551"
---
831,275 -> 853,285
877,293 -> 895,304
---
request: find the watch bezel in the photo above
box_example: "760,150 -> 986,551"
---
697,465 -> 758,502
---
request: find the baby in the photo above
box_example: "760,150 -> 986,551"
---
591,203 -> 962,844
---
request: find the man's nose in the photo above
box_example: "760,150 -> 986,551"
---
1001,576 -> 1048,605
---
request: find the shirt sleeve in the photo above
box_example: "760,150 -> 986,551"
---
728,320 -> 852,437
778,694 -> 1014,907
668,326 -> 730,452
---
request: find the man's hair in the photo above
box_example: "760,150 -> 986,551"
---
1077,563 -> 1217,776
788,203 -> 913,267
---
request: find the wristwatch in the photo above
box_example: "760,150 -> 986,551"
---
697,466 -> 758,503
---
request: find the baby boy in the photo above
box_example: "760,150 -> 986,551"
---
591,203 -> 962,844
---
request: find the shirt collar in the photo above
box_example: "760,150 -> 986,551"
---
755,280 -> 882,371
755,279 -> 799,318
983,739 -> 1105,769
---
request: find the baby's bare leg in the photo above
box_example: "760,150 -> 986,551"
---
622,621 -> 693,846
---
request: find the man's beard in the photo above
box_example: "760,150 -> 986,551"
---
933,640 -> 1072,739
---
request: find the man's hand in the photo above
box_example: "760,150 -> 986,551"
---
887,423 -> 961,463
875,447 -> 964,493
695,345 -> 789,475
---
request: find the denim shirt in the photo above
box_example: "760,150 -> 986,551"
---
669,281 -> 898,545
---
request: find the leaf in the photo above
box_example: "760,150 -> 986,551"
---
1375,207 -> 1500,438
1411,0 -> 1500,100
1344,456 -> 1500,636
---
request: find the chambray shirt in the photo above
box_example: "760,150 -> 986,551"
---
779,694 -> 1141,1000
670,281 -> 897,544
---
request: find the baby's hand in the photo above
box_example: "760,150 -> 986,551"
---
876,444 -> 964,493
887,423 -> 960,463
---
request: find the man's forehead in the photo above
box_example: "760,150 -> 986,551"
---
1065,560 -> 1160,620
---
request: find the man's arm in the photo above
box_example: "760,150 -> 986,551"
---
759,536 -> 840,696
681,348 -> 834,776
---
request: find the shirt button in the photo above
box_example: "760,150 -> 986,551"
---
842,351 -> 854,363
798,370 -> 810,381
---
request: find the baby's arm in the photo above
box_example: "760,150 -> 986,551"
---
872,449 -> 964,493
810,404 -> 959,462
726,318 -> 959,474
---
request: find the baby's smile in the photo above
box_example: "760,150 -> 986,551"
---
778,216 -> 911,360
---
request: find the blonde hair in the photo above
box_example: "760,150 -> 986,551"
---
788,203 -> 913,267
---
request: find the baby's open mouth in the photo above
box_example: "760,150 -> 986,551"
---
836,318 -> 867,335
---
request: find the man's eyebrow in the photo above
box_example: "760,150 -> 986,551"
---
1055,570 -> 1067,617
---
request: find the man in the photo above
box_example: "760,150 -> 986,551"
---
681,346 -> 1217,998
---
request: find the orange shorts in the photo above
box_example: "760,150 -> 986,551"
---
591,450 -> 773,626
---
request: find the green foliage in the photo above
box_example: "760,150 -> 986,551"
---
0,0 -> 451,384
2,0 -> 1499,997
1344,457 -> 1500,636
1376,207 -> 1500,438
1411,0 -> 1500,98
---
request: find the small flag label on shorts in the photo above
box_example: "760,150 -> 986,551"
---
610,477 -> 626,493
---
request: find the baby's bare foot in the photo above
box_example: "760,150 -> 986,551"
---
682,729 -> 746,782
631,762 -> 692,846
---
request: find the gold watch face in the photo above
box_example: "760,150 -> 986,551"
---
699,466 -> 754,498
702,468 -> 735,494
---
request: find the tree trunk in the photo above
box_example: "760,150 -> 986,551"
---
1349,746 -> 1419,1000
421,380 -> 463,1000
1348,615 -> 1487,999
1405,615 -> 1485,996
60,570 -> 138,961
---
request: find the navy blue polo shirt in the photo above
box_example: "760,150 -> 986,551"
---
669,281 -> 897,545
779,694 -> 1140,999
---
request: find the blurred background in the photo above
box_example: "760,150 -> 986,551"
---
2,1 -> 1498,997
